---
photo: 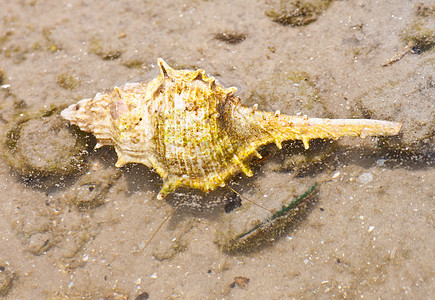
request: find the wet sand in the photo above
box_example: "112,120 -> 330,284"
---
0,0 -> 433,298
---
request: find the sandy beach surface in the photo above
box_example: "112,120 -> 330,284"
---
0,0 -> 433,298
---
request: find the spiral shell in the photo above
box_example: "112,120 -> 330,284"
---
61,59 -> 402,199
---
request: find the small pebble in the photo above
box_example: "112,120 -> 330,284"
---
376,159 -> 386,166
358,172 -> 373,184
234,276 -> 249,289
135,292 -> 149,300
332,171 -> 341,179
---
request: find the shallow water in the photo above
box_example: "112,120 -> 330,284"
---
0,0 -> 433,298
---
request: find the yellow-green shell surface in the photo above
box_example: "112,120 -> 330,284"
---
61,59 -> 401,199
62,59 -> 250,199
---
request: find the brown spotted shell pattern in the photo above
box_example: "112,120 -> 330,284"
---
61,59 -> 401,199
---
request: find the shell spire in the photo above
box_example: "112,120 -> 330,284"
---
61,58 -> 402,199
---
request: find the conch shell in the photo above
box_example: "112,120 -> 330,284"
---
61,58 -> 401,199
